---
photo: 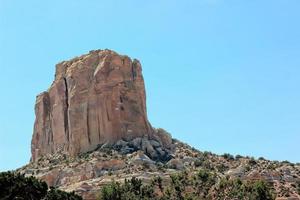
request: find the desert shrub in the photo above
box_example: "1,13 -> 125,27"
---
267,163 -> 276,170
170,173 -> 186,200
194,159 -> 203,167
202,151 -> 211,158
258,157 -> 266,161
45,187 -> 82,200
250,180 -> 275,200
282,160 -> 291,165
99,172 -> 275,200
297,180 -> 300,194
98,177 -> 155,200
0,171 -> 48,200
99,181 -> 122,200
152,176 -> 163,192
194,169 -> 216,198
202,160 -> 213,170
216,164 -> 228,173
222,153 -> 235,161
216,178 -> 274,200
0,171 -> 82,200
248,157 -> 257,166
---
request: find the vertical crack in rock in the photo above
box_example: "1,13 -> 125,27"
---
131,62 -> 136,81
63,77 -> 69,142
86,103 -> 91,144
105,96 -> 111,121
47,93 -> 54,145
49,112 -> 53,145
97,109 -> 101,141
44,94 -> 53,145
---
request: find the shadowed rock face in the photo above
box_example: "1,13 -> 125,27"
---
31,50 -> 155,162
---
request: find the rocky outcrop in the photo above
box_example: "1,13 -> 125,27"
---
31,49 -> 166,162
100,130 -> 174,161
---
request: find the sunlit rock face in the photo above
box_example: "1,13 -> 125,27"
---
31,49 -> 155,162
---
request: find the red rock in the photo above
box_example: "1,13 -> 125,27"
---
40,169 -> 60,187
95,159 -> 126,171
31,50 -> 154,162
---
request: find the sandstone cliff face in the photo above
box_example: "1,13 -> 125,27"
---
31,50 -> 155,162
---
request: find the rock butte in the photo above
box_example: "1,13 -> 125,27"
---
22,49 -> 300,200
31,49 -> 171,162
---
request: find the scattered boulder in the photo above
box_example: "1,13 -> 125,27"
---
226,165 -> 246,177
154,128 -> 173,149
150,140 -> 161,148
115,140 -> 128,150
131,137 -> 142,149
167,159 -> 184,170
109,137 -> 173,162
130,151 -> 155,166
141,138 -> 156,158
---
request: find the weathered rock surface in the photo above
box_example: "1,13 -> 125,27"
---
31,49 -> 164,162
104,135 -> 173,161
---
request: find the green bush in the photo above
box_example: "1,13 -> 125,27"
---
99,181 -> 122,200
0,171 -> 47,200
99,177 -> 154,200
194,159 -> 202,167
297,181 -> 300,194
222,153 -> 235,160
0,171 -> 82,200
216,178 -> 274,200
44,187 -> 82,200
250,180 -> 274,200
99,172 -> 275,200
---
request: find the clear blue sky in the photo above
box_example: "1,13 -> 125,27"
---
1,0 -> 300,171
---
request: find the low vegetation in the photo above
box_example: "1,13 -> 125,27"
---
98,169 -> 275,200
0,171 -> 82,200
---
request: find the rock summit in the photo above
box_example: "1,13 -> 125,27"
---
31,49 -> 171,162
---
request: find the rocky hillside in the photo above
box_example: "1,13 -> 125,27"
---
18,50 -> 300,200
19,137 -> 300,199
